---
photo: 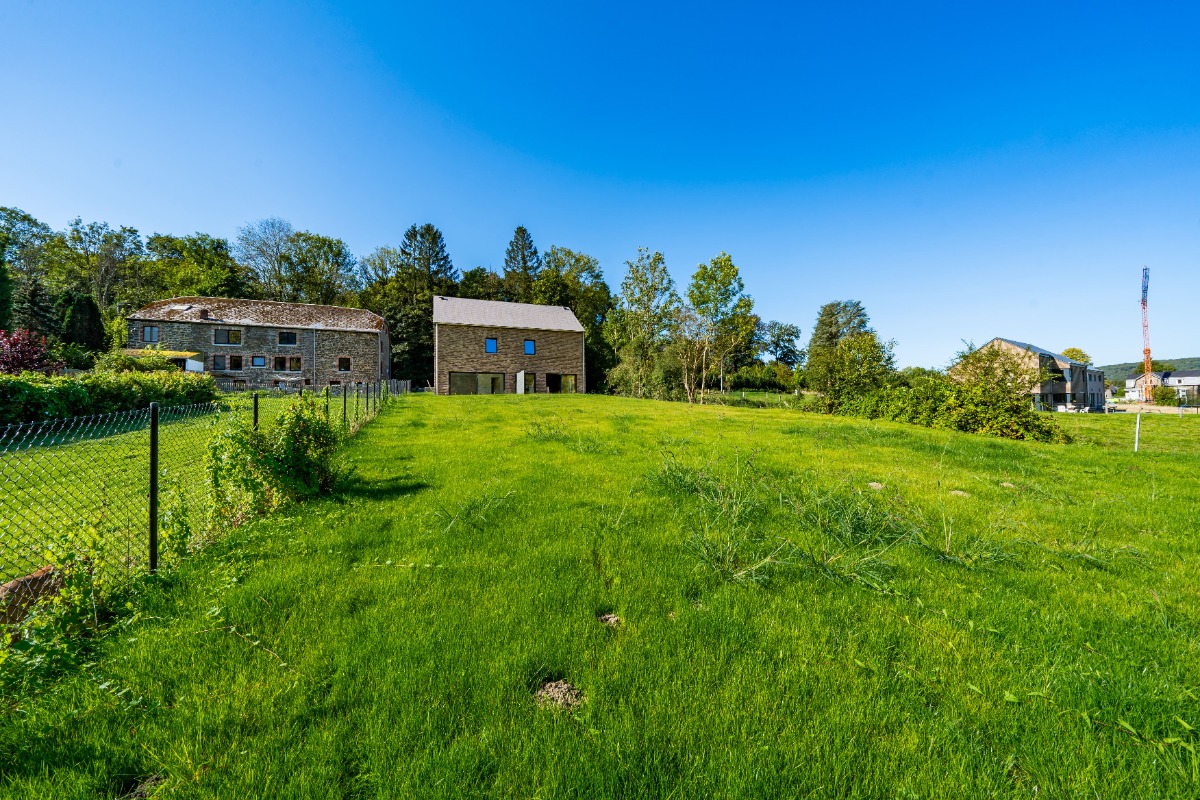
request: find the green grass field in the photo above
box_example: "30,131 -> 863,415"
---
3,395 -> 1199,797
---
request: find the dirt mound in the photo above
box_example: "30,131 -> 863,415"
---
536,680 -> 583,710
597,613 -> 620,628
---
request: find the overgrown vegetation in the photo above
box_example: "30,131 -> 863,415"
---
0,370 -> 218,424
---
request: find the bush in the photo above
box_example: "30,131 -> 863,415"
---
0,329 -> 60,375
0,371 -> 218,424
94,349 -> 181,373
207,395 -> 342,523
1151,385 -> 1182,407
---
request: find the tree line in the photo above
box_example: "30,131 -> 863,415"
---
1,207 -> 817,394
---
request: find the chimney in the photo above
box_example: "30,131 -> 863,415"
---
198,308 -> 210,319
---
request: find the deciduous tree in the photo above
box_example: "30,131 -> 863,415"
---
604,248 -> 680,398
235,217 -> 295,300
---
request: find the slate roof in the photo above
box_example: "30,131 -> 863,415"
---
992,338 -> 1091,368
128,297 -> 386,333
432,296 -> 584,332
1128,370 -> 1200,382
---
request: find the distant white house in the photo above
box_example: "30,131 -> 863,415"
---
1126,370 -> 1200,402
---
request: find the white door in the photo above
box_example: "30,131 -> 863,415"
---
516,370 -> 526,394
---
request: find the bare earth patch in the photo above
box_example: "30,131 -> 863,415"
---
536,680 -> 583,710
949,490 -> 970,497
868,482 -> 884,491
597,613 -> 620,628
1001,482 -> 1016,488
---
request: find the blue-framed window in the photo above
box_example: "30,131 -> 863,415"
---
485,337 -> 497,353
524,339 -> 535,355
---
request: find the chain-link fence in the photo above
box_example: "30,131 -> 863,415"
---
0,379 -> 407,623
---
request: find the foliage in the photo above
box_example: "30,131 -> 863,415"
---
57,292 -> 106,351
10,277 -> 58,338
1060,346 -> 1091,365
729,360 -> 794,391
686,252 -> 756,399
0,370 -> 216,424
0,230 -> 12,331
503,225 -> 542,303
279,231 -> 360,305
812,331 -> 896,412
537,246 -> 616,391
839,343 -> 1066,442
146,232 -> 255,299
804,300 -> 875,400
207,394 -> 343,520
94,347 -> 183,373
761,320 -> 803,367
0,328 -> 60,375
603,248 -> 681,399
1152,385 -> 1183,406
358,223 -> 458,384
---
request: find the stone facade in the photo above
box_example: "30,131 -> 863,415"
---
127,319 -> 389,389
434,323 -> 585,395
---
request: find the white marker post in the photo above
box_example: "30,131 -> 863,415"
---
1134,413 -> 1141,452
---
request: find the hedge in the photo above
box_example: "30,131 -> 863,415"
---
0,371 -> 219,425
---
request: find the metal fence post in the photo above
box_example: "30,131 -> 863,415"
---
343,385 -> 348,427
149,402 -> 159,574
253,391 -> 259,430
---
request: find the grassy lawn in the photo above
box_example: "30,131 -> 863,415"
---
3,395 -> 1199,797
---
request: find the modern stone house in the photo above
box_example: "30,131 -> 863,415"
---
975,338 -> 1106,411
126,297 -> 390,389
432,296 -> 585,395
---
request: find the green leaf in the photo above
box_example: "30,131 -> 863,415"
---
1003,691 -> 1019,703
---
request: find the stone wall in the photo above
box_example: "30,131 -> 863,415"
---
434,323 -> 584,394
127,319 -> 389,388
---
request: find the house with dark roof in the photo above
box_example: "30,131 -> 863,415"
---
1125,370 -> 1200,402
976,338 -> 1106,411
432,296 -> 585,395
126,297 -> 390,389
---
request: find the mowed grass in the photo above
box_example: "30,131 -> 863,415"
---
3,395 -> 1200,798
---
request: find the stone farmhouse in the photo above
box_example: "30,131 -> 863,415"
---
976,338 -> 1106,411
126,297 -> 390,389
1125,370 -> 1200,402
432,296 -> 585,395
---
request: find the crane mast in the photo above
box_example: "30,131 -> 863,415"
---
1142,267 -> 1152,404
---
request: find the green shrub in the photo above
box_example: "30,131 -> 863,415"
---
207,395 -> 342,523
94,349 -> 181,373
0,371 -> 218,424
1152,385 -> 1182,407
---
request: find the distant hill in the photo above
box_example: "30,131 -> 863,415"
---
1097,357 -> 1200,380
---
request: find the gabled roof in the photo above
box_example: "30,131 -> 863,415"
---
128,297 -> 386,333
1129,370 -> 1200,382
433,296 -> 584,332
990,338 -> 1091,368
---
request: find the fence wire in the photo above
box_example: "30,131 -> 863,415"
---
0,380 -> 406,620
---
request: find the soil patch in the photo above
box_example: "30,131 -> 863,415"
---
536,680 -> 583,710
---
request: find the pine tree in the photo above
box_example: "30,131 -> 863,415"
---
11,277 -> 59,338
60,292 -> 107,351
503,226 -> 541,303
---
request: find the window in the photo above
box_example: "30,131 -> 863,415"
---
251,355 -> 267,368
524,372 -> 535,394
485,337 -> 498,353
524,339 -> 536,355
229,355 -> 243,370
338,357 -> 351,372
562,374 -> 577,393
546,374 -> 577,394
214,328 -> 241,345
448,372 -> 505,395
141,325 -> 159,343
278,331 -> 298,345
272,356 -> 302,371
213,354 -> 226,370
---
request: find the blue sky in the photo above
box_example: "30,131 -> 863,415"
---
2,1 -> 1198,368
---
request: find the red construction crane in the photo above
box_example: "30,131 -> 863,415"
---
1142,267 -> 1153,404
